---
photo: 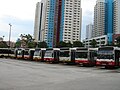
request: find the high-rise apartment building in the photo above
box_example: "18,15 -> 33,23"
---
93,0 -> 106,38
92,0 -> 113,44
84,0 -> 120,47
105,0 -> 113,44
60,0 -> 82,43
44,0 -> 62,47
86,24 -> 93,39
34,2 -> 41,42
34,0 -> 82,48
35,0 -> 63,48
34,0 -> 47,42
113,0 -> 120,34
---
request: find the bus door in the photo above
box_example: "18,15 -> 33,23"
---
22,50 -> 25,59
89,51 -> 97,66
54,50 -> 59,62
29,49 -> 35,60
115,50 -> 120,67
71,50 -> 75,64
41,50 -> 46,61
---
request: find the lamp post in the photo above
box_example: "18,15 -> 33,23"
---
8,23 -> 12,48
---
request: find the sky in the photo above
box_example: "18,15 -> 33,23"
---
0,0 -> 96,42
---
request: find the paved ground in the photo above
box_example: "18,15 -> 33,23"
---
0,58 -> 120,90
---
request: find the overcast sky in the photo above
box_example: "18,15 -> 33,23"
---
0,0 -> 96,42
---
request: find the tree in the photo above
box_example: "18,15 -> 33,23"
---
15,40 -> 21,48
0,41 -> 8,48
20,34 -> 35,48
90,39 -> 97,48
27,41 -> 37,48
73,41 -> 84,47
57,41 -> 67,48
66,41 -> 72,47
38,41 -> 48,48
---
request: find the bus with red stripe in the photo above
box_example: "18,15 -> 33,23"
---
33,48 -> 46,62
44,48 -> 60,63
59,48 -> 75,64
74,48 -> 98,66
96,46 -> 120,68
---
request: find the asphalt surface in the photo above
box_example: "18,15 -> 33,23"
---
0,58 -> 120,90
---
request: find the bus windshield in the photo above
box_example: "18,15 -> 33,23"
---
34,50 -> 40,56
75,52 -> 87,58
97,50 -> 114,59
60,51 -> 69,57
24,51 -> 29,55
44,51 -> 53,57
18,50 -> 22,55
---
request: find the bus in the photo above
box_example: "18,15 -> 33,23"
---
0,48 -> 14,58
96,46 -> 120,68
9,48 -> 16,59
44,48 -> 60,63
16,48 -> 35,60
23,49 -> 30,60
59,48 -> 75,64
33,48 -> 46,61
74,47 -> 98,66
16,48 -> 24,59
28,49 -> 35,61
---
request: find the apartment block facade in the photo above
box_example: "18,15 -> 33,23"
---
93,0 -> 106,38
60,0 -> 82,44
113,0 -> 120,34
34,0 -> 82,48
92,0 -> 113,44
34,1 -> 47,42
34,2 -> 41,42
84,0 -> 120,47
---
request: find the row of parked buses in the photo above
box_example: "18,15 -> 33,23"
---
0,48 -> 15,58
0,46 -> 120,68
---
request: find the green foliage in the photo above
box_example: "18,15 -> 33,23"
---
19,34 -> 35,48
0,41 -> 8,48
27,41 -> 37,48
66,41 -> 72,47
57,41 -> 67,48
73,41 -> 84,47
38,41 -> 48,48
57,41 -> 84,48
57,41 -> 73,48
15,40 -> 21,48
90,39 -> 97,48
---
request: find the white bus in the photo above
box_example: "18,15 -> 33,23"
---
59,48 -> 75,64
74,47 -> 98,66
44,48 -> 60,63
96,46 -> 120,68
